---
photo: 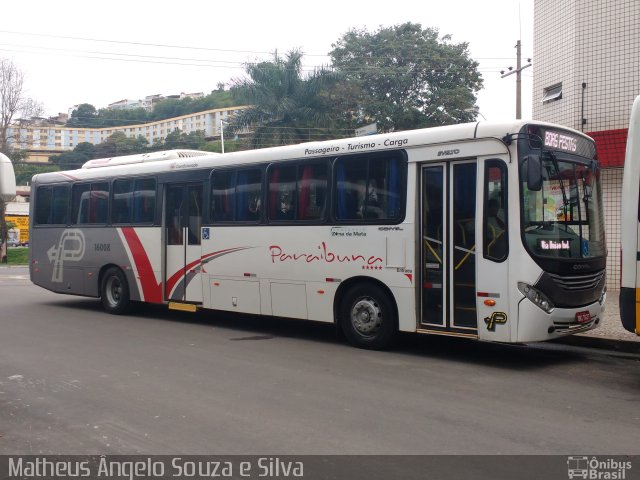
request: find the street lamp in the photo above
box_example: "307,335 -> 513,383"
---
465,107 -> 487,121
220,119 -> 228,154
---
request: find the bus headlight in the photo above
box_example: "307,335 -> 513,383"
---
518,282 -> 555,313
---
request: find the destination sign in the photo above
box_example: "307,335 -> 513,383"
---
524,125 -> 596,158
543,131 -> 578,152
538,239 -> 571,251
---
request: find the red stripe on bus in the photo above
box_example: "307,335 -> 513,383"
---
121,227 -> 163,303
165,247 -> 252,298
165,257 -> 202,298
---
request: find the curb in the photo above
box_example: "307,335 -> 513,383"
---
552,334 -> 640,354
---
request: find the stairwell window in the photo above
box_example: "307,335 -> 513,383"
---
542,83 -> 562,103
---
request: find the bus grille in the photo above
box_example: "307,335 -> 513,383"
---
546,270 -> 605,291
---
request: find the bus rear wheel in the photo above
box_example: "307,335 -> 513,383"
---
101,267 -> 131,315
340,283 -> 397,350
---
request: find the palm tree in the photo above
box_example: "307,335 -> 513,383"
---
230,49 -> 344,148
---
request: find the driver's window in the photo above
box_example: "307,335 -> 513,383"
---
484,160 -> 508,261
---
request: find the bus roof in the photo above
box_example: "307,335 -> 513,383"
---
81,149 -> 211,169
31,120 -> 592,185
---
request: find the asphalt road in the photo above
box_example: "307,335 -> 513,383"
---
1,266 -> 639,455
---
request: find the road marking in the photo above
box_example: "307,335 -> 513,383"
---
0,275 -> 29,280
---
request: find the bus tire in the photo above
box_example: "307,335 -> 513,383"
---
340,283 -> 397,350
101,267 -> 131,315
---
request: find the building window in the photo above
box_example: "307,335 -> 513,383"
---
542,83 -> 562,103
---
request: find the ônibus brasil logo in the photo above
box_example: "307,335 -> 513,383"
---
567,456 -> 632,479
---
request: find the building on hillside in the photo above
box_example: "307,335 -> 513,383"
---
108,99 -> 145,110
107,92 -> 204,112
7,106 -> 248,163
143,94 -> 164,110
179,92 -> 205,101
533,0 -> 640,291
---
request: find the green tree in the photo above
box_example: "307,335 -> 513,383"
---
13,162 -> 59,185
330,23 -> 483,131
149,90 -> 245,123
159,129 -> 207,150
49,142 -> 96,169
1,58 -> 42,261
98,107 -> 149,127
1,58 -> 43,154
92,132 -> 149,158
229,49 -> 343,148
67,103 -> 100,127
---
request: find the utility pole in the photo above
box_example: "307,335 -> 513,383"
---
220,119 -> 226,154
500,40 -> 532,119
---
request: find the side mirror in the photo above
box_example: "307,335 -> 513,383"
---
527,154 -> 543,191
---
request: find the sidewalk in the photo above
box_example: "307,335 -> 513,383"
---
553,292 -> 640,353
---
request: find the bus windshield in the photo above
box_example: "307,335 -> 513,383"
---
521,154 -> 606,260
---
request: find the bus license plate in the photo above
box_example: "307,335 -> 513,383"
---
575,311 -> 591,324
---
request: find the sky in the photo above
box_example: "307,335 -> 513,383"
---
0,0 -> 534,123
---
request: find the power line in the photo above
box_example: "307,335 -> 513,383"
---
0,29 -> 290,57
0,30 -> 527,67
0,43 -> 519,77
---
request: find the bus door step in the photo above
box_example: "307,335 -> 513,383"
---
168,302 -> 199,313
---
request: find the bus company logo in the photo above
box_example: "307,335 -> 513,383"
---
269,242 -> 383,267
169,161 -> 199,170
47,229 -> 86,283
437,149 -> 460,157
567,456 -> 632,479
484,312 -> 507,331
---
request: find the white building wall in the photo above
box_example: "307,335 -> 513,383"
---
602,168 -> 623,288
533,0 -> 577,126
575,0 -> 640,132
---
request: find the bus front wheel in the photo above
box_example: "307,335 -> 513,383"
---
340,283 -> 397,350
101,267 -> 131,315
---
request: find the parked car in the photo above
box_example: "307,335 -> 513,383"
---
7,239 -> 27,247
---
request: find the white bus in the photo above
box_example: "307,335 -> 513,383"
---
1,151 -> 17,259
620,95 -> 640,335
29,121 -> 607,349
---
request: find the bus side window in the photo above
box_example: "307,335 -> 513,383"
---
268,165 -> 296,221
51,186 -> 70,225
211,170 -> 235,222
335,154 -> 404,222
72,184 -> 90,224
90,182 -> 109,224
335,157 -> 367,221
112,179 -> 132,224
35,186 -> 53,225
298,163 -> 327,221
133,178 -> 156,223
236,168 -> 262,222
483,160 -> 508,261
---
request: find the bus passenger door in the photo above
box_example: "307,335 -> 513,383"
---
476,158 -> 511,342
165,183 -> 204,305
420,162 -> 478,334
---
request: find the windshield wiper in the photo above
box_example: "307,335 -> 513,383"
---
548,152 -> 570,227
579,171 -> 590,255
